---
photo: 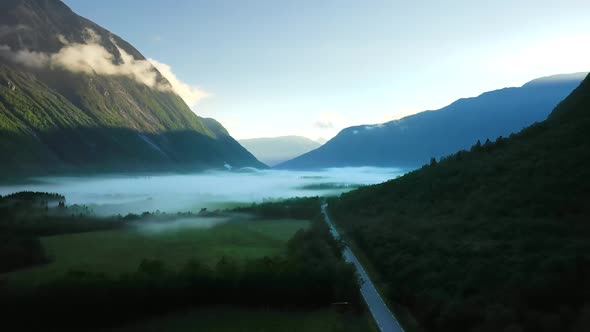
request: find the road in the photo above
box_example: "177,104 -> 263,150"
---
321,203 -> 405,332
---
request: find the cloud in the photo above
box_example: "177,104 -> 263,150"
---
314,120 -> 334,129
0,28 -> 208,107
313,111 -> 343,130
49,34 -> 164,90
148,58 -> 210,108
0,24 -> 30,38
0,45 -> 50,68
364,124 -> 384,131
56,34 -> 69,45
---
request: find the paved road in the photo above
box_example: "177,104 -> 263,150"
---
321,203 -> 405,332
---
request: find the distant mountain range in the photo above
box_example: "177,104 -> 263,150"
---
0,0 -> 263,178
239,136 -> 321,166
278,73 -> 587,169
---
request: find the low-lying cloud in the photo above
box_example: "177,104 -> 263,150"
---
149,58 -> 209,108
313,111 -> 343,129
134,217 -> 229,234
0,168 -> 406,216
0,44 -> 49,68
314,120 -> 334,129
0,24 -> 30,38
0,28 -> 208,108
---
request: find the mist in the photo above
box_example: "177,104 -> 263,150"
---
132,216 -> 231,234
0,167 -> 404,216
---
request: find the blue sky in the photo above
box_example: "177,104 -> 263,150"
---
63,0 -> 590,140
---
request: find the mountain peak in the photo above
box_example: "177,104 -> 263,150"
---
0,0 -> 264,176
522,72 -> 589,88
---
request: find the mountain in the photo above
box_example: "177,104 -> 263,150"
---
278,73 -> 586,169
315,137 -> 328,145
329,74 -> 590,331
0,0 -> 263,178
238,136 -> 320,166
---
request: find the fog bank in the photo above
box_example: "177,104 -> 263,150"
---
0,167 -> 404,216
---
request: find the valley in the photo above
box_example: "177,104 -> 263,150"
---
0,0 -> 589,331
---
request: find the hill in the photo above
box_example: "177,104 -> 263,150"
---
328,74 -> 590,331
0,0 -> 263,178
239,136 -> 320,166
279,73 -> 586,169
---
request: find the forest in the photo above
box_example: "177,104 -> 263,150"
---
329,75 -> 590,331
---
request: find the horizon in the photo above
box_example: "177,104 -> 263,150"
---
63,0 -> 590,140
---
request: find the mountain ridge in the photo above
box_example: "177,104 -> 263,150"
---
0,0 -> 264,177
278,72 -> 587,169
329,73 -> 590,332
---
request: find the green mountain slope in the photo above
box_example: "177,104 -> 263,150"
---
330,74 -> 590,331
0,0 -> 263,177
238,136 -> 320,166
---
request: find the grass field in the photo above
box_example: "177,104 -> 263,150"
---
2,218 -> 309,286
105,306 -> 376,332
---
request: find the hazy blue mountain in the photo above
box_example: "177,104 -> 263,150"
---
315,137 -> 328,145
0,0 -> 263,178
278,73 -> 587,169
239,136 -> 321,166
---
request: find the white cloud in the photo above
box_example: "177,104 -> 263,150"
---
50,38 -> 163,90
0,45 -> 49,68
0,28 -> 209,108
313,111 -> 343,129
313,120 -> 334,129
148,58 -> 210,108
364,124 -> 384,130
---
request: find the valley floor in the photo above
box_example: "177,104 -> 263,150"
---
1,218 -> 309,286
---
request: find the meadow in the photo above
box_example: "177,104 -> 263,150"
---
2,218 -> 309,286
0,192 -> 372,331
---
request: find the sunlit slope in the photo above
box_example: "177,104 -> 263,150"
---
330,74 -> 590,331
0,0 -> 263,176
279,73 -> 586,169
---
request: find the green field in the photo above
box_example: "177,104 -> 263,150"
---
2,218 -> 309,286
105,307 -> 375,332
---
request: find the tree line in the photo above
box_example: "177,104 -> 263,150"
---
0,195 -> 363,330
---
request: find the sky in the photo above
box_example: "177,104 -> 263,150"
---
63,0 -> 590,140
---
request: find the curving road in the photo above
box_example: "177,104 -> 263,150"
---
321,203 -> 405,332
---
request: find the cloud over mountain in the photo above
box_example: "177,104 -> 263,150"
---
148,58 -> 209,108
0,28 -> 208,108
